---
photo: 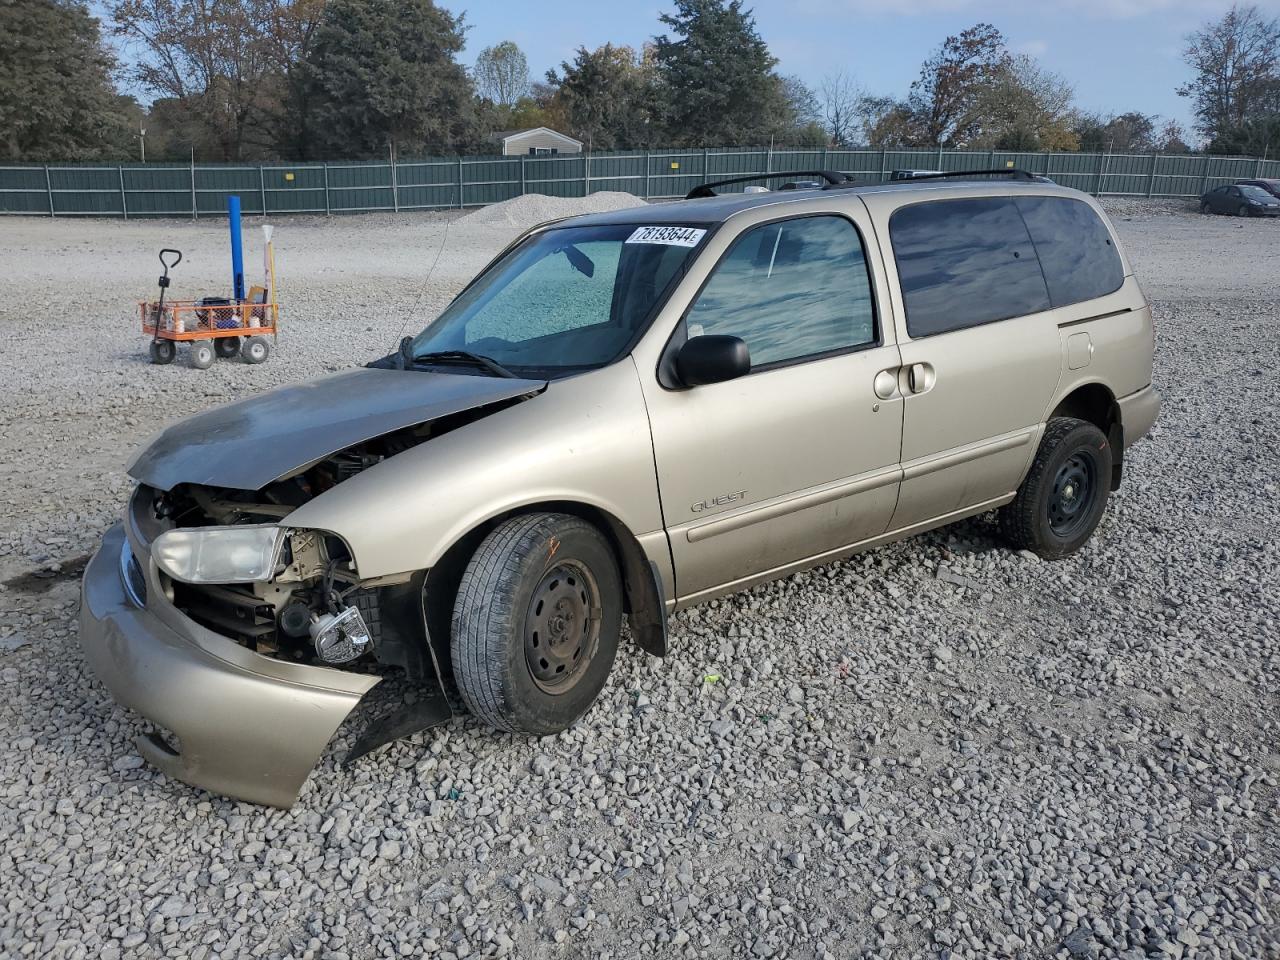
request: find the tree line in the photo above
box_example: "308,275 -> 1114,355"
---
2,0 -> 1278,163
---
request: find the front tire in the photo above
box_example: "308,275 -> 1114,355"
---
241,335 -> 270,364
190,340 -> 215,369
1238,204 -> 1250,217
451,513 -> 622,735
999,417 -> 1113,559
1200,202 -> 1211,215
148,339 -> 175,365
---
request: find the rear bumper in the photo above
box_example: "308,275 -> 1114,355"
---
1118,384 -> 1160,447
79,523 -> 380,808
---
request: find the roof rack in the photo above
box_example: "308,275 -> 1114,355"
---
684,170 -> 855,200
894,168 -> 1040,182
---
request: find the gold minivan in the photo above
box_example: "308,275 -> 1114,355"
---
80,171 -> 1159,807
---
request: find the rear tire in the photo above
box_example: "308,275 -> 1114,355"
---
1200,202 -> 1211,215
215,336 -> 241,358
241,336 -> 270,364
999,417 -> 1113,560
148,339 -> 175,365
451,513 -> 622,735
190,340 -> 214,370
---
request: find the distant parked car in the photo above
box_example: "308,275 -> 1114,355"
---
1200,183 -> 1280,217
890,169 -> 943,180
1235,178 -> 1280,200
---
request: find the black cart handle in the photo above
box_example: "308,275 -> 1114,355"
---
159,248 -> 183,271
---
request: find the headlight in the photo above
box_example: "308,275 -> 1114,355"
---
152,525 -> 287,584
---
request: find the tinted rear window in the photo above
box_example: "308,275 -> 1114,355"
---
1015,197 -> 1124,308
890,197 -> 1050,337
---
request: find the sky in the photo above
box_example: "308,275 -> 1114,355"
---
452,0 -> 1280,134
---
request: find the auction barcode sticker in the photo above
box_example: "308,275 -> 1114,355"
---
625,226 -> 707,247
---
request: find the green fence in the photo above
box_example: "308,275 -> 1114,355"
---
2,147 -> 1277,218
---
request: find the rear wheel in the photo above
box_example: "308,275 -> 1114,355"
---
215,336 -> 241,358
241,336 -> 270,364
451,513 -> 622,735
999,417 -> 1113,559
190,340 -> 214,369
1200,201 -> 1211,215
148,339 -> 175,365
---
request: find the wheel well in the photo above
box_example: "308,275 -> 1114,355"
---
421,503 -> 667,673
1050,383 -> 1124,490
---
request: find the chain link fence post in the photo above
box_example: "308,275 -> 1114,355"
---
323,163 -> 330,216
45,165 -> 54,217
259,165 -> 267,215
119,165 -> 128,219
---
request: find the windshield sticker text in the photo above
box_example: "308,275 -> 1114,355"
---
626,226 -> 707,247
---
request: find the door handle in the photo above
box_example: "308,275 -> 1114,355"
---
907,362 -> 935,394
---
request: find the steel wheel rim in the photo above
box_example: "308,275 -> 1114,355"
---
524,560 -> 601,694
1048,450 -> 1098,538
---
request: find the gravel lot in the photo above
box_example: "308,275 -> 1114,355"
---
0,196 -> 1277,960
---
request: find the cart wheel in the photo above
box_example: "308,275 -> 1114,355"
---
190,340 -> 215,370
241,336 -> 270,364
215,336 -> 241,358
149,340 -> 175,365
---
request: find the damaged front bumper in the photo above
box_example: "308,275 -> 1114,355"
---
80,522 -> 381,808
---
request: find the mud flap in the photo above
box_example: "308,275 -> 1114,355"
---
629,560 -> 669,657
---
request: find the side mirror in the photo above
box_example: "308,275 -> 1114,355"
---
676,335 -> 751,387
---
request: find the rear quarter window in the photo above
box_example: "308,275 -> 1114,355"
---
889,197 -> 1050,338
1014,196 -> 1125,308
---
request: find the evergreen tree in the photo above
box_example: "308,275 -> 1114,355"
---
653,0 -> 781,146
299,0 -> 472,158
0,0 -> 131,161
547,44 -> 658,150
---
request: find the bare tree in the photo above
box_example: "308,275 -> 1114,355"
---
975,55 -> 1077,150
1178,4 -> 1280,142
111,0 -> 320,160
474,41 -> 530,109
819,71 -> 862,147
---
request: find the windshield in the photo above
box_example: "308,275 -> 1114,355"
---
1239,184 -> 1274,201
410,223 -> 706,377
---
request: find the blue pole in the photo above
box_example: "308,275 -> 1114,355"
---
228,195 -> 245,301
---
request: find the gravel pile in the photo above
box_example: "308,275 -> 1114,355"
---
0,201 -> 1277,960
457,190 -> 646,227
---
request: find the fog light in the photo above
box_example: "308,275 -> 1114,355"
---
309,607 -> 372,664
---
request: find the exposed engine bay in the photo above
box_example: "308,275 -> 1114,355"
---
144,422 -> 440,673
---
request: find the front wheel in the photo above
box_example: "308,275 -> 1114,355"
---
999,417 -> 1113,559
241,335 -> 270,364
1200,202 -> 1211,215
451,513 -> 622,735
190,340 -> 215,370
148,339 -> 175,365
1238,204 -> 1250,217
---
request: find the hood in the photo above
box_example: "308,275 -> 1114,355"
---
128,367 -> 546,491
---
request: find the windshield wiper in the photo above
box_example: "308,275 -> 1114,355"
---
412,350 -> 519,379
